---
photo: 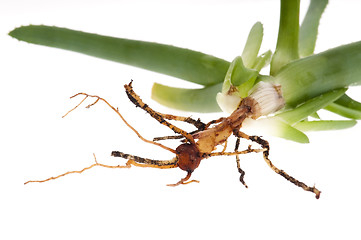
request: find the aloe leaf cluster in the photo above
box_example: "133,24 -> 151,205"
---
8,0 -> 361,142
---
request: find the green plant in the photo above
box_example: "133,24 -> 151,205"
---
9,0 -> 361,143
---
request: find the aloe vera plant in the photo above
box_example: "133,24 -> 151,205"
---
8,0 -> 361,143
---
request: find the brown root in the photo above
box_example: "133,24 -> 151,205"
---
111,151 -> 178,169
235,131 -> 321,199
235,137 -> 248,188
166,171 -> 199,187
124,81 -> 196,145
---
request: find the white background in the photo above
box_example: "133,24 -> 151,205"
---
1,0 -> 361,239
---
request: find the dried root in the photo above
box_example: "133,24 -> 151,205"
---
25,81 -> 321,199
24,154 -> 129,185
235,131 -> 321,199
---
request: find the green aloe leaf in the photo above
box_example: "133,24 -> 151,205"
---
276,88 -> 347,125
226,56 -> 258,98
299,0 -> 328,57
241,22 -> 263,68
309,112 -> 321,119
334,94 -> 361,110
324,94 -> 361,119
294,120 -> 357,132
151,83 -> 222,113
9,25 -> 229,86
325,104 -> 361,120
228,57 -> 258,87
274,41 -> 361,108
269,120 -> 310,143
270,0 -> 300,75
245,118 -> 309,143
252,50 -> 272,72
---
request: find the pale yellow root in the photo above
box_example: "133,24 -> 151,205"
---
63,93 -> 176,154
166,172 -> 200,187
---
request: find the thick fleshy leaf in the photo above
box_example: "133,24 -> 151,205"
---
229,57 -> 258,88
325,94 -> 361,119
9,25 -> 229,86
334,94 -> 361,110
294,120 -> 357,132
228,57 -> 258,98
216,55 -> 263,113
252,50 -> 272,72
244,118 -> 309,143
276,88 -> 347,125
241,22 -> 263,68
274,41 -> 361,107
151,83 -> 222,113
325,103 -> 361,120
309,112 -> 320,119
299,0 -> 328,57
270,0 -> 300,75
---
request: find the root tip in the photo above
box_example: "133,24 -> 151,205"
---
315,191 -> 321,199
